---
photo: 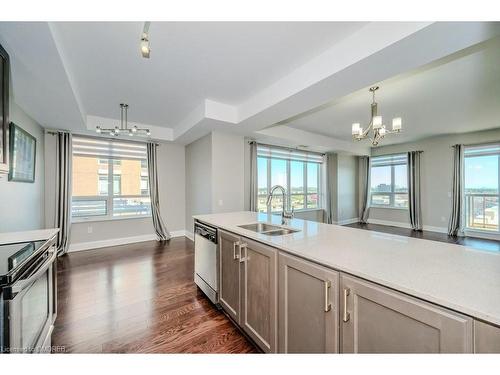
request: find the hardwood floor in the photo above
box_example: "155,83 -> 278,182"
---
345,222 -> 500,253
52,237 -> 257,353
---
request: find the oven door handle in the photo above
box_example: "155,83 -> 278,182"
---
11,247 -> 57,294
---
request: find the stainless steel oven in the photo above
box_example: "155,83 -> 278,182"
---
1,236 -> 57,353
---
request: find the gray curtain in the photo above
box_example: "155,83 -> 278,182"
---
325,153 -> 336,224
408,151 -> 423,231
55,132 -> 72,256
359,156 -> 371,224
249,141 -> 258,211
147,143 -> 171,241
448,144 -> 464,236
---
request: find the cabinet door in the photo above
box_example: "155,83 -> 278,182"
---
474,320 -> 500,353
240,237 -> 277,353
219,230 -> 241,323
278,253 -> 339,353
340,275 -> 473,353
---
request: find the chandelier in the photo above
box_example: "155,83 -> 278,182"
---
96,104 -> 150,137
351,86 -> 402,146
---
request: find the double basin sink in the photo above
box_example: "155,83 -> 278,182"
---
238,222 -> 300,236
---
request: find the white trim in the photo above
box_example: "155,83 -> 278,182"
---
71,214 -> 152,224
333,218 -> 360,225
185,231 -> 194,242
68,230 -> 186,252
367,218 -> 448,234
464,230 -> 500,241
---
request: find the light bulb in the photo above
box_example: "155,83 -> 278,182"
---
141,38 -> 150,58
96,126 -> 101,134
392,117 -> 402,131
379,126 -> 386,136
358,127 -> 363,136
373,116 -> 382,129
132,126 -> 138,133
146,130 -> 151,136
128,130 -> 134,136
114,126 -> 120,134
352,123 -> 360,135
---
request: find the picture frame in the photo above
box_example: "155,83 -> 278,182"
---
8,122 -> 36,183
0,42 -> 9,175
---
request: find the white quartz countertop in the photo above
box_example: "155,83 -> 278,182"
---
0,228 -> 59,245
194,211 -> 500,326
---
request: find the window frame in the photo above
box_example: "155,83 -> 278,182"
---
257,156 -> 322,214
370,154 -> 409,210
71,140 -> 151,223
463,144 -> 500,238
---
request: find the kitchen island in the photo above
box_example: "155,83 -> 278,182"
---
194,211 -> 500,353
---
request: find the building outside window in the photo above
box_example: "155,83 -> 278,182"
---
256,144 -> 324,214
464,143 -> 499,234
71,136 -> 151,220
370,154 -> 408,209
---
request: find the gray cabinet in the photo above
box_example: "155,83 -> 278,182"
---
240,238 -> 277,353
219,230 -> 241,323
474,320 -> 500,353
340,274 -> 473,353
278,253 -> 339,353
218,231 -> 278,352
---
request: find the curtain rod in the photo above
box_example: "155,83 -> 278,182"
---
249,140 -> 325,157
371,150 -> 423,158
452,140 -> 500,148
45,130 -> 160,146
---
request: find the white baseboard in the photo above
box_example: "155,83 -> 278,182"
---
367,218 -> 448,234
68,230 -> 187,253
185,231 -> 194,242
333,218 -> 359,225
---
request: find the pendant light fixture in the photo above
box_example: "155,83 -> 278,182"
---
141,22 -> 151,58
351,86 -> 402,146
96,104 -> 151,137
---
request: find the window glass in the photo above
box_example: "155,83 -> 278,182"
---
394,164 -> 408,192
464,151 -> 499,232
271,159 -> 287,190
307,163 -> 318,194
71,137 -> 150,219
371,166 -> 391,192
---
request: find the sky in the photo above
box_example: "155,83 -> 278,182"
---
257,158 -> 318,190
465,155 -> 498,190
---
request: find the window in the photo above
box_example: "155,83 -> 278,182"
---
464,144 -> 499,233
256,144 -> 324,213
370,154 -> 408,208
71,136 -> 151,220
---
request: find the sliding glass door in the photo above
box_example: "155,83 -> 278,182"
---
464,144 -> 499,235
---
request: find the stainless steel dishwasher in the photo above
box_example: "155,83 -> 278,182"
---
194,222 -> 218,304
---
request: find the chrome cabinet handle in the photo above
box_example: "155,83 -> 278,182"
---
233,241 -> 241,260
239,243 -> 248,263
324,280 -> 331,312
343,288 -> 351,322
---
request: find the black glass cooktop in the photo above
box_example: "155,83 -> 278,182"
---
0,241 -> 47,281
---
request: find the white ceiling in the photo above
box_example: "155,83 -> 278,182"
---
1,21 -> 499,152
52,22 -> 366,126
283,37 -> 500,146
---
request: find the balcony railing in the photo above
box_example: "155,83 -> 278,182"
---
465,193 -> 499,232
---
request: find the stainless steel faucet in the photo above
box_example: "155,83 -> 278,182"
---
266,185 -> 294,224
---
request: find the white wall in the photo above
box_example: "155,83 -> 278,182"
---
0,102 -> 45,232
211,131 -> 245,214
185,131 -> 245,234
369,128 -> 500,231
185,133 -> 212,233
44,137 -> 186,248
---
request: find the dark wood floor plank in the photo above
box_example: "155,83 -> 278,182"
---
345,222 -> 500,252
52,237 -> 257,353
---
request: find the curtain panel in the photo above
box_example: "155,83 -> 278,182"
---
359,156 -> 371,223
147,143 -> 171,241
55,132 -> 72,256
448,144 -> 464,236
249,141 -> 258,212
408,151 -> 423,231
